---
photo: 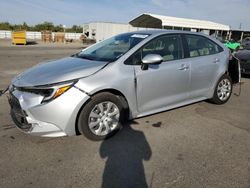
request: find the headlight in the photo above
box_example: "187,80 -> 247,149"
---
42,83 -> 74,103
15,81 -> 77,103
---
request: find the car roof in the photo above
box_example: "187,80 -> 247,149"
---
124,29 -> 226,49
125,29 -> 209,37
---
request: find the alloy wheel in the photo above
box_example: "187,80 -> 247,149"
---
88,101 -> 120,136
217,78 -> 232,101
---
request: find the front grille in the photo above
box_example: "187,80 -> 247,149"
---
8,93 -> 32,131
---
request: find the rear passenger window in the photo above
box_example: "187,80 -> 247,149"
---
185,35 -> 223,57
142,35 -> 183,62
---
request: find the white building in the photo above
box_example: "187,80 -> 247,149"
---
83,22 -> 145,42
83,13 -> 231,41
130,13 -> 230,32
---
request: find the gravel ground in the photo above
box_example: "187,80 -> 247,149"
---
0,39 -> 249,188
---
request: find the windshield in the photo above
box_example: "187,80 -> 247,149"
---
76,33 -> 150,62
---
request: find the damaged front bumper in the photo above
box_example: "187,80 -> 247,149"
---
8,85 -> 90,137
9,92 -> 67,137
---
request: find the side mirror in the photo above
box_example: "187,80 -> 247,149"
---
141,54 -> 163,70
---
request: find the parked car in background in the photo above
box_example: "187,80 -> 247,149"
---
6,30 -> 240,140
224,40 -> 241,51
242,37 -> 250,50
235,49 -> 250,75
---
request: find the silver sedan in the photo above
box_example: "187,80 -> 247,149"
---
7,30 -> 240,140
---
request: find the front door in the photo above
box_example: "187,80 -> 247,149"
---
134,35 -> 190,113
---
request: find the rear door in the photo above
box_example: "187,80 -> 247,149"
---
183,34 -> 224,98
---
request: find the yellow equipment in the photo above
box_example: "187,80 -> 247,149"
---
12,31 -> 27,45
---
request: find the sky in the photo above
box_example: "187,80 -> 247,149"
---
0,0 -> 249,30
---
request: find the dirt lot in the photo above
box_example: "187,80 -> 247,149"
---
0,40 -> 249,188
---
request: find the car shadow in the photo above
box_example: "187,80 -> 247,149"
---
26,41 -> 38,45
13,41 -> 38,45
99,121 -> 152,188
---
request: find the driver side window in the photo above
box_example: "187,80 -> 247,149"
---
142,35 -> 182,62
125,35 -> 183,65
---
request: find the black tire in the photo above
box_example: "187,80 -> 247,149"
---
77,92 -> 125,141
209,74 -> 232,105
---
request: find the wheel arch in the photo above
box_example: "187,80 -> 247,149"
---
75,88 -> 130,135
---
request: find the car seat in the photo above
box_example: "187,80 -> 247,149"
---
163,43 -> 175,61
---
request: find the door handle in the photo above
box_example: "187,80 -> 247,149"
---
178,64 -> 189,70
213,58 -> 220,63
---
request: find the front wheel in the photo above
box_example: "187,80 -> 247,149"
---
77,92 -> 124,141
209,74 -> 233,104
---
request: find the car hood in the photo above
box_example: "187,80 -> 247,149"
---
12,57 -> 108,87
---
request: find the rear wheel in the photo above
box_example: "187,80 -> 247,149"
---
209,74 -> 232,104
77,92 -> 124,141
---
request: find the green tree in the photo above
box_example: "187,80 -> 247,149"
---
34,22 -> 54,31
0,21 -> 83,33
66,25 -> 83,33
53,24 -> 64,32
0,22 -> 13,30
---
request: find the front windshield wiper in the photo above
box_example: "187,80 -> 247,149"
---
74,53 -> 96,60
72,53 -> 117,62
